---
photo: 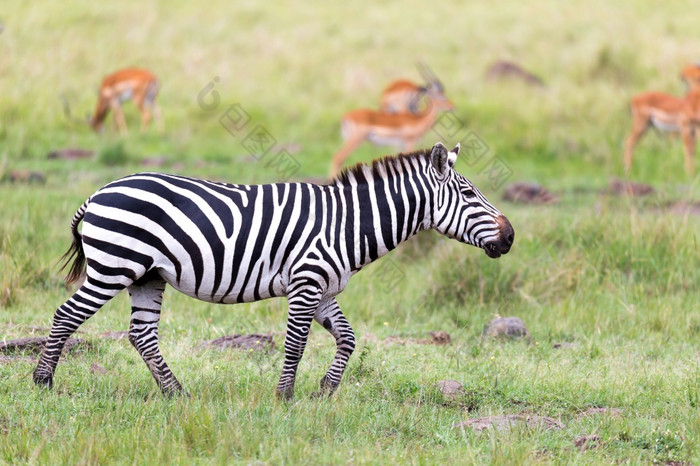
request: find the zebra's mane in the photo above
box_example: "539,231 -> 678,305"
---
330,149 -> 431,186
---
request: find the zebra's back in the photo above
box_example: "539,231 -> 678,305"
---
82,172 -> 331,303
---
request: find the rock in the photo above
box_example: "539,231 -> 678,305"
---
607,179 -> 654,197
454,414 -> 565,432
574,435 -> 601,450
428,331 -> 452,345
503,182 -> 557,204
198,334 -> 275,352
483,317 -> 530,339
436,379 -> 464,398
485,60 -> 545,87
46,148 -> 94,160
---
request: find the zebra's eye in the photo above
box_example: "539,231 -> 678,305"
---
462,188 -> 475,197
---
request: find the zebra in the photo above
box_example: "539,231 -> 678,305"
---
33,142 -> 514,399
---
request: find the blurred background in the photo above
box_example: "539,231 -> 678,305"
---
2,0 -> 700,187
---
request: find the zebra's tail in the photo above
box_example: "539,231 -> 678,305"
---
58,197 -> 91,285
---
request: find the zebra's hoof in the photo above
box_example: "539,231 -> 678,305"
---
275,387 -> 294,401
161,383 -> 186,398
33,372 -> 53,389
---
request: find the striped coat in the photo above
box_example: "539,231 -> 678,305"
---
33,142 -> 514,398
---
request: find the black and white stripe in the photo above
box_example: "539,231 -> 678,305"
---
33,142 -> 514,398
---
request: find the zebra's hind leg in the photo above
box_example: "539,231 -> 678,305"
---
127,276 -> 183,396
313,298 -> 355,397
33,277 -> 126,389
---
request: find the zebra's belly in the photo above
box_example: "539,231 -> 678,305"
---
159,266 -> 287,304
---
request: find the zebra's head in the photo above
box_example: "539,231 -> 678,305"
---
429,142 -> 514,258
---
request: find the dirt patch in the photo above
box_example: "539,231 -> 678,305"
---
0,355 -> 37,364
99,330 -> 129,340
574,434 -> 601,450
454,414 -> 565,432
577,407 -> 622,418
384,331 -> 452,346
0,337 -> 90,355
4,170 -> 46,184
46,148 -> 94,160
502,182 -> 558,205
662,200 -> 700,216
483,317 -> 530,339
140,156 -> 169,167
552,342 -> 577,349
485,60 -> 545,87
607,179 -> 654,197
198,334 -> 275,352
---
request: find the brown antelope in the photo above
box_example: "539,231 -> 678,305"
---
379,62 -> 447,114
90,68 -> 162,135
624,64 -> 700,174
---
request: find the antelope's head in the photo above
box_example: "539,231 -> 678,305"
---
417,62 -> 454,112
681,64 -> 700,92
429,142 -> 514,258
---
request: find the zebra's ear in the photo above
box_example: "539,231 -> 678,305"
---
430,142 -> 449,175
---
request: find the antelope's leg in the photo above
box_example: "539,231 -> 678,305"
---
624,111 -> 649,173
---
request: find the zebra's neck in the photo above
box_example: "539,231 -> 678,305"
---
331,151 -> 435,271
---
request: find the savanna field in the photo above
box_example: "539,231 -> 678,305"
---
2,1 -> 700,463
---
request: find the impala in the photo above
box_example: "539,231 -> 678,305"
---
90,68 -> 162,135
624,64 -> 700,174
331,84 -> 455,176
379,62 -> 447,115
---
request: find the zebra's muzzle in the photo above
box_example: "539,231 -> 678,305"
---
483,215 -> 514,259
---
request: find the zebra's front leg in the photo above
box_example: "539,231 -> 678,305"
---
275,284 -> 323,400
313,298 -> 355,397
127,278 -> 183,396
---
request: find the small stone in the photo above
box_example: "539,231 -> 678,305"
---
436,379 -> 464,398
483,317 -> 529,339
552,342 -> 577,349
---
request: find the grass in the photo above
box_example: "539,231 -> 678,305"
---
2,0 -> 700,463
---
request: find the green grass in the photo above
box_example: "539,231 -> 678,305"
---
3,0 -> 700,463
